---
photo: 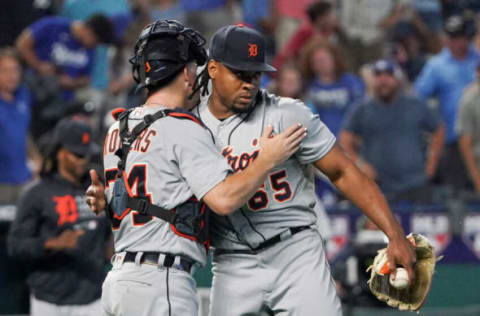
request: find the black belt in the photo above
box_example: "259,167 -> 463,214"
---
214,226 -> 311,255
123,252 -> 195,273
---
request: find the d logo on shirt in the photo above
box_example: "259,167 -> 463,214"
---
53,195 -> 79,226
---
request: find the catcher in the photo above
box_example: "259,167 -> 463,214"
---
368,233 -> 440,311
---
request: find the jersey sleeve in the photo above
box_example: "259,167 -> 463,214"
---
7,184 -> 49,260
170,121 -> 232,199
278,99 -> 336,164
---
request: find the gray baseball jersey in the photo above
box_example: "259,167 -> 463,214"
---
194,90 -> 336,250
103,106 -> 231,265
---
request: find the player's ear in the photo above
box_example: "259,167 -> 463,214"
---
208,60 -> 218,79
183,63 -> 197,87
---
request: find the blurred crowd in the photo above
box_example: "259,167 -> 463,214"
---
2,0 -> 480,313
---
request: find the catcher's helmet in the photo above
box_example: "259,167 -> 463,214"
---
130,20 -> 207,91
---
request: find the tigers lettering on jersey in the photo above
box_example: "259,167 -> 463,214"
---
219,138 -> 293,210
103,127 -> 156,156
221,145 -> 259,172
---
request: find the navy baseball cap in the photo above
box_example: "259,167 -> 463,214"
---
444,15 -> 468,37
372,59 -> 396,75
54,117 -> 94,157
209,24 -> 276,72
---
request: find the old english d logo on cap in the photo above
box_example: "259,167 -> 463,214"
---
82,132 -> 90,144
210,24 -> 276,72
248,43 -> 258,57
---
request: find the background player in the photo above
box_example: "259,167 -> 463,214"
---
89,20 -> 306,316
192,24 -> 416,316
8,117 -> 112,316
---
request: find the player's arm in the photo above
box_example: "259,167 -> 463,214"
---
339,130 -> 377,180
7,186 -> 47,259
313,145 -> 416,281
86,123 -> 305,216
15,28 -> 55,76
203,124 -> 306,215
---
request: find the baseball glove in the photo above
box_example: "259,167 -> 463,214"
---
367,233 -> 440,311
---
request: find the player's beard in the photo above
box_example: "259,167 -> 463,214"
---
230,102 -> 253,114
230,92 -> 258,113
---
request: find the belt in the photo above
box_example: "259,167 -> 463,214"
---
214,225 -> 311,255
123,252 -> 195,273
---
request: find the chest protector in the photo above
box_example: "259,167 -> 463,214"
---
107,108 -> 210,247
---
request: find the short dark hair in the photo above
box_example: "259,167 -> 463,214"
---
0,46 -> 20,62
85,14 -> 115,44
307,1 -> 332,23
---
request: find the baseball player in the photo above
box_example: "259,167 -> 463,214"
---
8,117 -> 111,316
191,24 -> 417,316
87,20 -> 306,316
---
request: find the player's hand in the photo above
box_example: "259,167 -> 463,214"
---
44,229 -> 85,250
58,74 -> 77,89
86,169 -> 106,216
258,123 -> 306,167
386,234 -> 417,284
36,61 -> 56,76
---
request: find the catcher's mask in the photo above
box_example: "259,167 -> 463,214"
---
130,20 -> 207,92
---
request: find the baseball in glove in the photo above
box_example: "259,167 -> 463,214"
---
366,233 -> 441,311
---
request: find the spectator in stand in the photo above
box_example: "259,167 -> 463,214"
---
0,47 -> 41,204
242,0 -> 275,57
16,14 -> 115,101
7,117 -> 112,316
60,0 -> 133,95
273,1 -> 345,71
15,14 -> 115,138
180,0 -> 235,43
267,62 -> 304,99
150,0 -> 186,23
341,59 -> 445,203
298,39 -> 364,206
412,0 -> 443,34
389,22 -> 428,83
414,15 -> 480,192
336,0 -> 397,71
273,0 -> 315,52
300,39 -> 365,137
457,62 -> 480,193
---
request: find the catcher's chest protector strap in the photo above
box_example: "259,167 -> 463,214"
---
116,108 -> 173,172
111,108 -> 210,244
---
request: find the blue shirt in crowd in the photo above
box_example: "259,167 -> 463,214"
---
0,86 -> 32,184
306,73 -> 365,136
414,46 -> 480,144
180,0 -> 226,11
29,16 -> 94,99
61,0 -> 132,89
242,0 -> 270,30
342,94 -> 441,194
